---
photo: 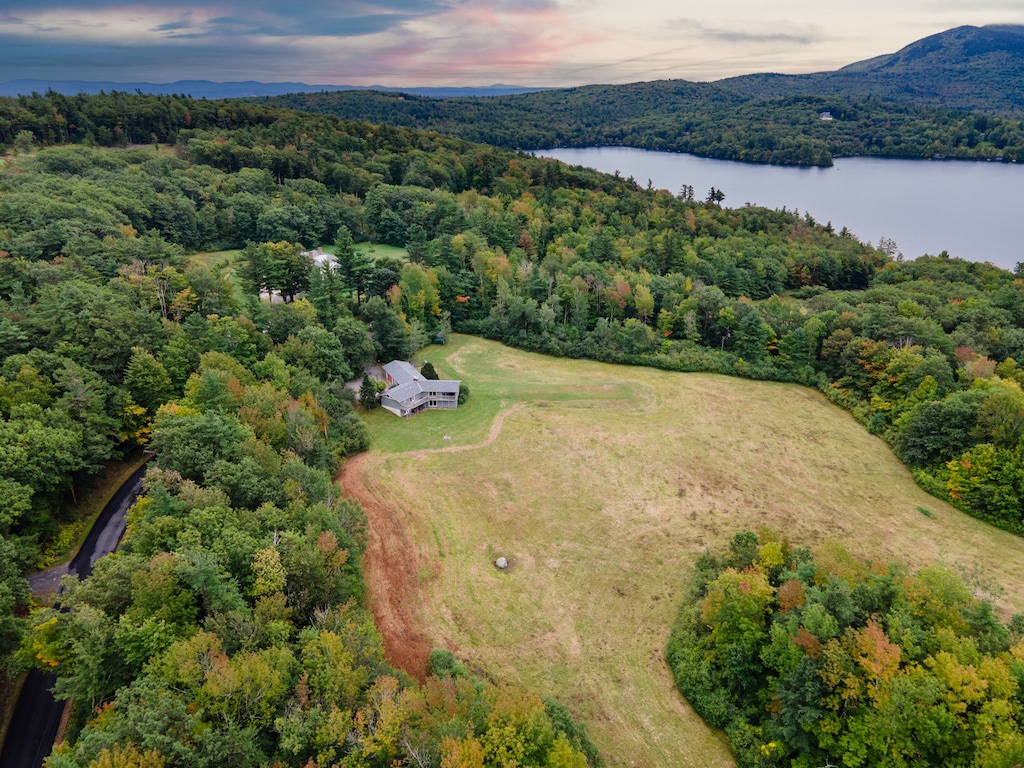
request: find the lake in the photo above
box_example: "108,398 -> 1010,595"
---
536,147 -> 1023,271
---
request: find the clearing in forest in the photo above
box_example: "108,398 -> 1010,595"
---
189,243 -> 407,306
343,334 -> 1024,768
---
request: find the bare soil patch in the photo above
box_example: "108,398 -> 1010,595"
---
340,452 -> 432,681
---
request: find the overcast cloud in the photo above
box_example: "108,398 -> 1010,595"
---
0,0 -> 1020,86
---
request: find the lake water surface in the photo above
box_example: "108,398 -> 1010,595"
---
536,147 -> 1023,271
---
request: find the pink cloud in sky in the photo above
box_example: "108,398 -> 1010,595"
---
366,1 -> 605,83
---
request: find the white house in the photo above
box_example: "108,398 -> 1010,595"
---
301,247 -> 335,268
379,360 -> 460,417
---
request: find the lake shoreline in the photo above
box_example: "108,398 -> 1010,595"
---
535,146 -> 1023,270
532,144 -> 1020,170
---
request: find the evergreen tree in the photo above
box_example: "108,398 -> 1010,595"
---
359,373 -> 378,410
307,262 -> 346,328
265,241 -> 312,303
237,241 -> 273,300
333,226 -> 373,306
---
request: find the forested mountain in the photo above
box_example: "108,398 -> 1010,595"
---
720,24 -> 1024,114
263,25 -> 1024,166
4,92 -> 1024,766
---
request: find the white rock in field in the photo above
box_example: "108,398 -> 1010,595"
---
495,557 -> 508,570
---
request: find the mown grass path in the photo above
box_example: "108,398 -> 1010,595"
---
342,335 -> 1024,768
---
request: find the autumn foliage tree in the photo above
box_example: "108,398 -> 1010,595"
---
668,531 -> 1024,767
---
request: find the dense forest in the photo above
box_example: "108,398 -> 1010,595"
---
264,85 -> 1024,167
3,92 -> 1024,766
668,530 -> 1024,767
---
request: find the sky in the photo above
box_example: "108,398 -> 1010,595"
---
0,1 -> 1022,87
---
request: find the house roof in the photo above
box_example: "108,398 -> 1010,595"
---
383,360 -> 421,385
300,247 -> 334,267
382,360 -> 460,404
385,381 -> 424,403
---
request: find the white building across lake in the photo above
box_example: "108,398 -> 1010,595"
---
380,360 -> 460,417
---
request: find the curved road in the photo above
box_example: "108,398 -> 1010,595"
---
0,464 -> 148,768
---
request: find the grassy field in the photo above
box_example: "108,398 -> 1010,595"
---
189,248 -> 240,274
354,242 -> 408,262
348,335 -> 1024,768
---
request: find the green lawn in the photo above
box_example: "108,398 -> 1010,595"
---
189,248 -> 240,274
354,242 -> 408,262
350,335 -> 1024,768
298,242 -> 409,262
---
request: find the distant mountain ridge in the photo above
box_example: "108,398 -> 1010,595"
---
718,25 -> 1024,113
0,79 -> 546,100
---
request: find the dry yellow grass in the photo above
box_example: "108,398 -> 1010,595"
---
351,335 -> 1024,768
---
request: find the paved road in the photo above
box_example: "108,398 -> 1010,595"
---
0,464 -> 148,768
26,563 -> 68,597
344,364 -> 385,394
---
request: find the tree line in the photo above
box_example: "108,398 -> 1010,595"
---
3,85 -> 1021,169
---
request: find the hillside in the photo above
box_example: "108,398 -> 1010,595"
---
7,26 -> 1019,167
719,24 -> 1024,114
